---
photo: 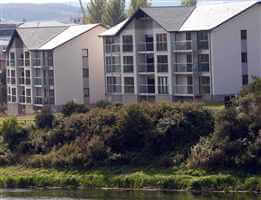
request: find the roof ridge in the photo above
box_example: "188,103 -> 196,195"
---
142,6 -> 195,8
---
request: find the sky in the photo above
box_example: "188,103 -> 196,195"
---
0,0 -> 180,6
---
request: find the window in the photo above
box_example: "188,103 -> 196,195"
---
158,77 -> 168,94
156,33 -> 167,51
124,77 -> 134,94
10,52 -> 15,66
123,56 -> 133,73
26,88 -> 31,96
82,49 -> 88,68
198,32 -> 209,49
200,76 -> 210,94
157,55 -> 168,73
25,51 -> 30,66
107,76 -> 121,93
25,70 -> 31,85
105,37 -> 119,53
83,68 -> 89,78
84,88 -> 89,97
241,30 -> 247,40
198,54 -> 209,72
105,56 -> 120,73
35,88 -> 42,97
242,75 -> 248,85
122,35 -> 133,52
241,52 -> 248,63
32,51 -> 41,66
47,51 -> 53,66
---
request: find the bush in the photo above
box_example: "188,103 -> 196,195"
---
1,118 -> 29,152
95,100 -> 112,109
35,107 -> 55,129
61,101 -> 89,117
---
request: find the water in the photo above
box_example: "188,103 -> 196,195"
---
0,189 -> 260,200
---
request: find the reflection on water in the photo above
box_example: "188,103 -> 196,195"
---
0,189 -> 260,200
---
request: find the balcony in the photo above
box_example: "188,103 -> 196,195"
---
137,42 -> 154,52
18,77 -> 25,85
32,59 -> 41,67
25,78 -> 31,85
175,85 -> 193,95
157,63 -> 168,73
19,96 -> 25,103
122,43 -> 133,52
33,78 -> 42,86
106,64 -> 121,73
138,64 -> 154,73
34,97 -> 43,105
174,63 -> 194,73
173,41 -> 192,52
139,84 -> 155,94
17,59 -> 24,66
105,44 -> 120,54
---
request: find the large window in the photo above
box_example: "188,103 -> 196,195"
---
122,35 -> 133,52
10,52 -> 15,66
158,77 -> 168,94
123,56 -> 133,73
25,51 -> 30,66
156,33 -> 167,51
242,75 -> 248,85
124,77 -> 134,94
83,68 -> 89,78
105,37 -> 119,53
32,51 -> 41,66
82,49 -> 88,68
157,55 -> 168,73
198,31 -> 209,49
107,76 -> 121,93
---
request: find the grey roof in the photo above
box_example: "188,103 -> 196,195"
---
19,21 -> 68,28
140,6 -> 195,32
17,26 -> 68,49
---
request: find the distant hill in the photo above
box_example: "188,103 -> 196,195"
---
0,3 -> 81,23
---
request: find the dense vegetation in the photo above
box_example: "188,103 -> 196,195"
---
0,79 -> 261,190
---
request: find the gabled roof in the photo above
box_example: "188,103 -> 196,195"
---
17,26 -> 68,49
11,23 -> 100,51
180,0 -> 258,31
40,24 -> 99,50
101,0 -> 260,36
100,6 -> 195,36
141,6 -> 195,32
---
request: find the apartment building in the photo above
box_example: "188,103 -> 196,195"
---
6,22 -> 106,115
0,23 -> 17,104
101,0 -> 261,103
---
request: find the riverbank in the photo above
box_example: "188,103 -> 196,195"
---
0,166 -> 260,192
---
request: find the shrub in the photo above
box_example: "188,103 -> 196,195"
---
95,100 -> 112,108
61,101 -> 89,117
35,107 -> 55,129
1,118 -> 29,152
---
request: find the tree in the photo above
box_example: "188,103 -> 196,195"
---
128,0 -> 150,16
181,0 -> 196,6
103,0 -> 126,26
86,0 -> 107,24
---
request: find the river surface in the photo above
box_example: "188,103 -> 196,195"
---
0,189 -> 260,200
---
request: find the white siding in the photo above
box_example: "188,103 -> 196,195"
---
211,4 -> 261,96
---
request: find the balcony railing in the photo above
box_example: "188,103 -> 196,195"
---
157,63 -> 168,73
173,41 -> 192,51
156,42 -> 168,51
33,78 -> 42,85
19,96 -> 25,103
107,85 -> 121,93
137,42 -> 154,52
17,59 -> 24,66
174,63 -> 194,73
105,44 -> 120,53
18,77 -> 25,85
139,84 -> 155,94
124,85 -> 135,94
138,64 -> 154,73
34,97 -> 43,105
175,85 -> 193,95
106,64 -> 121,73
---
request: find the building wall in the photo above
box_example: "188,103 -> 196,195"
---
211,4 -> 261,96
54,25 -> 106,106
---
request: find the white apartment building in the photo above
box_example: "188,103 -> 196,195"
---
101,0 -> 261,103
6,22 -> 106,115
